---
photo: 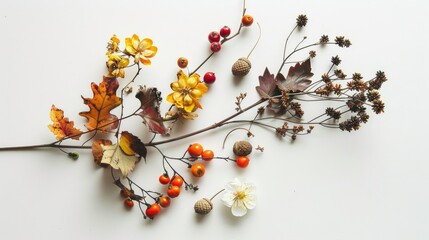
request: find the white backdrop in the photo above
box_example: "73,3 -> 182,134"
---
0,0 -> 428,239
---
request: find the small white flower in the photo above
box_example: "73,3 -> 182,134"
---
221,178 -> 256,217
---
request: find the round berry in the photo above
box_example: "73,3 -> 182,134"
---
236,156 -> 250,168
188,143 -> 204,157
208,31 -> 221,43
242,15 -> 254,27
159,174 -> 170,185
145,203 -> 161,218
159,196 -> 171,208
191,163 -> 206,177
220,26 -> 231,38
124,198 -> 134,208
202,149 -> 214,161
170,175 -> 184,187
177,57 -> 188,68
203,72 -> 216,84
167,185 -> 181,198
210,42 -> 221,53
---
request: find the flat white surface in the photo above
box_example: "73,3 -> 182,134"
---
0,0 -> 428,239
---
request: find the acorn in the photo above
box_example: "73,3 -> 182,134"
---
233,140 -> 253,156
194,198 -> 213,215
231,57 -> 252,77
231,23 -> 261,77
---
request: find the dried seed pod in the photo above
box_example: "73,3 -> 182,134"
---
231,57 -> 252,77
233,141 -> 253,156
194,198 -> 213,215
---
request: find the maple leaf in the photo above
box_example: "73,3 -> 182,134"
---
101,144 -> 139,178
276,58 -> 313,92
119,131 -> 147,158
79,76 -> 122,132
256,68 -> 278,99
135,86 -> 168,135
48,105 -> 83,140
92,139 -> 112,165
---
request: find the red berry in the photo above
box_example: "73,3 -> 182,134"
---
208,31 -> 221,43
210,42 -> 221,52
220,26 -> 231,38
145,203 -> 161,218
124,198 -> 134,208
203,72 -> 216,84
236,156 -> 250,168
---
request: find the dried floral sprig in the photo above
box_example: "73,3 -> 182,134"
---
0,1 -> 386,222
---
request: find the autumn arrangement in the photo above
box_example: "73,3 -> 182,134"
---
0,1 -> 387,219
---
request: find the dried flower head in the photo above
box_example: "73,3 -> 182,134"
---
320,35 -> 329,44
296,14 -> 308,27
331,55 -> 341,66
166,70 -> 208,113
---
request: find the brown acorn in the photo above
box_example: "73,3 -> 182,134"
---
233,140 -> 253,156
232,57 -> 252,77
194,198 -> 213,215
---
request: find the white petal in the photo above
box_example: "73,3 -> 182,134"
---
243,195 -> 256,210
221,192 -> 235,207
231,200 -> 248,217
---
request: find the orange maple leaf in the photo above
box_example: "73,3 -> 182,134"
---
79,76 -> 122,132
48,105 -> 83,140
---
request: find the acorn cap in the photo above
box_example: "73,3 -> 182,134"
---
232,57 -> 252,77
233,141 -> 253,156
194,198 -> 213,215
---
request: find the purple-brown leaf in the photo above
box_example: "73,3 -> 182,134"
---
256,68 -> 278,99
277,58 -> 313,92
136,86 -> 168,135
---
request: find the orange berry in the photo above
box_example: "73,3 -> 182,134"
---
188,143 -> 204,157
177,57 -> 188,68
202,149 -> 214,161
242,15 -> 254,27
191,163 -> 206,177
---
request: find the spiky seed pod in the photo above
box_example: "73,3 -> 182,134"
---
233,141 -> 253,156
194,198 -> 213,215
232,57 -> 252,77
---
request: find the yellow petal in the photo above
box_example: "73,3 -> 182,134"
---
143,46 -> 157,58
171,82 -> 181,91
184,102 -> 196,112
140,57 -> 151,66
195,82 -> 208,94
111,35 -> 120,44
183,94 -> 193,105
177,71 -> 187,88
173,92 -> 184,102
131,34 -> 140,49
190,89 -> 202,99
166,92 -> 175,104
187,75 -> 199,88
139,38 -> 153,50
191,96 -> 203,109
125,38 -> 136,55
118,58 -> 129,68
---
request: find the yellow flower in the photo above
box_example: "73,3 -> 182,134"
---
106,54 -> 129,78
125,34 -> 157,65
106,35 -> 120,55
166,70 -> 208,113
